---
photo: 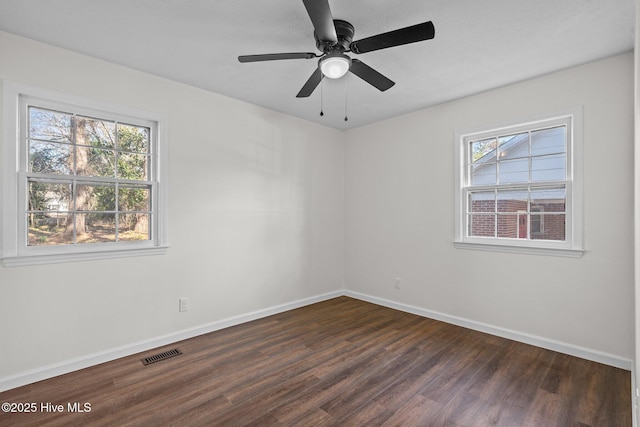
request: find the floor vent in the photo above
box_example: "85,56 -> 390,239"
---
141,348 -> 182,366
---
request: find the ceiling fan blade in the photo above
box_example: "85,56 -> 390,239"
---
302,0 -> 338,44
296,68 -> 323,98
349,59 -> 395,92
350,21 -> 435,54
238,52 -> 317,63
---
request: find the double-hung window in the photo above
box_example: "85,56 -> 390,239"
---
454,109 -> 583,257
2,82 -> 168,266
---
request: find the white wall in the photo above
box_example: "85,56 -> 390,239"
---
0,32 -> 345,386
345,53 -> 634,363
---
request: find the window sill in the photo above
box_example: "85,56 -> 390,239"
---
1,246 -> 169,267
453,241 -> 583,258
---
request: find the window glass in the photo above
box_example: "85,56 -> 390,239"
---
531,154 -> 565,182
498,158 -> 529,184
497,133 -> 529,160
25,104 -> 154,247
29,108 -> 72,143
531,127 -> 565,156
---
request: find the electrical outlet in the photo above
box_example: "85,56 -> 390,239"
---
394,278 -> 401,289
179,297 -> 190,312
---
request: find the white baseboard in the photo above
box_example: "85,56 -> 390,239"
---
0,290 -> 344,393
1,288 -> 631,393
345,290 -> 633,371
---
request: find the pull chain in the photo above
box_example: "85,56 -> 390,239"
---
344,75 -> 348,122
320,77 -> 324,117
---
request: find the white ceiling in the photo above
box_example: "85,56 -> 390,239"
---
0,0 -> 635,130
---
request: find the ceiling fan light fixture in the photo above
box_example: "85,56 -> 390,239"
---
320,53 -> 351,79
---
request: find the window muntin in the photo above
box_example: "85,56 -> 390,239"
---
456,111 -> 581,256
466,125 -> 567,242
466,186 -> 566,242
26,105 -> 153,247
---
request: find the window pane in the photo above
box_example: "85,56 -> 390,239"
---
497,132 -> 529,160
29,141 -> 72,175
75,146 -> 116,177
28,180 -> 71,212
498,158 -> 529,184
119,213 -> 150,241
118,124 -> 149,154
29,107 -> 71,143
531,187 -> 566,213
119,185 -> 150,211
497,214 -> 526,239
531,126 -> 565,157
497,190 -> 528,213
76,183 -> 116,211
469,214 -> 495,237
469,137 -> 498,187
531,214 -> 565,241
76,213 -> 116,243
471,163 -> 496,185
532,154 -> 565,182
117,152 -> 148,180
28,213 -> 72,246
469,191 -> 495,213
76,116 -> 115,148
470,138 -> 497,163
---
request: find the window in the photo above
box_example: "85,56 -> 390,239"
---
2,82 -> 168,266
454,109 -> 583,257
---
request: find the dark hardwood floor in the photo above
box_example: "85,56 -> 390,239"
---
0,297 -> 631,426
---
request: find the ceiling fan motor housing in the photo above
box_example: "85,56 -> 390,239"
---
315,19 -> 354,53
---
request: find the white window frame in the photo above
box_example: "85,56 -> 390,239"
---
454,108 -> 583,257
2,81 -> 169,267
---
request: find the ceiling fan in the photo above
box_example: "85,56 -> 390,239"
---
238,0 -> 435,98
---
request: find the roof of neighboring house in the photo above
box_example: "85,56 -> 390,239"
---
474,133 -> 528,164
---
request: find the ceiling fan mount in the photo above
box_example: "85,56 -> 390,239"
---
315,19 -> 354,53
238,0 -> 435,98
